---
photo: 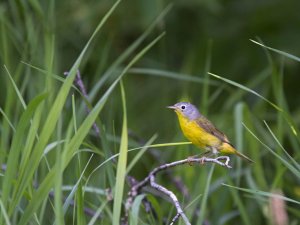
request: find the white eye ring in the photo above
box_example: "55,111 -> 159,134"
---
181,105 -> 186,110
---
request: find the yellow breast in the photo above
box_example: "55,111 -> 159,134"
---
176,111 -> 220,149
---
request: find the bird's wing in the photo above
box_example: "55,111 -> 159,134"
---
196,116 -> 230,143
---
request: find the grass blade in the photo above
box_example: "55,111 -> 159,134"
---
63,154 -> 94,213
243,123 -> 300,178
250,39 -> 300,62
113,81 -> 128,225
86,141 -> 192,182
263,120 -> 300,171
126,134 -> 157,174
0,199 -> 11,225
208,72 -> 282,112
17,29 -> 165,225
222,183 -> 300,205
201,40 -> 213,115
0,107 -> 16,132
209,72 -> 299,138
128,68 -> 219,85
130,194 -> 145,225
197,164 -> 215,225
4,65 -> 27,109
225,179 -> 251,225
1,93 -> 47,209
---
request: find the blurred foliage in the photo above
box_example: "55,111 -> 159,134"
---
0,0 -> 300,224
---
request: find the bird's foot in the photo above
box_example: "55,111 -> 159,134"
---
187,154 -> 201,166
187,156 -> 194,166
200,157 -> 206,165
215,156 -> 232,168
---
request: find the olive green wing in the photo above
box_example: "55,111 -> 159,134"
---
196,116 -> 230,143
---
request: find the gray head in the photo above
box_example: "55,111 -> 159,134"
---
167,102 -> 201,120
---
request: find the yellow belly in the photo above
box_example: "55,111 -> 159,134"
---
177,113 -> 221,150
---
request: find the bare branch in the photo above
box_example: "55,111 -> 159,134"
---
170,213 -> 180,225
150,174 -> 191,225
125,156 -> 232,225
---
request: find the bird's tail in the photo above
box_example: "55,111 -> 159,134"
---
234,149 -> 254,163
220,142 -> 254,163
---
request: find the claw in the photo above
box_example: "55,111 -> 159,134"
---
200,157 -> 206,165
187,157 -> 192,166
187,154 -> 199,166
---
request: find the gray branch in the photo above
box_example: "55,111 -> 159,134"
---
125,156 -> 232,225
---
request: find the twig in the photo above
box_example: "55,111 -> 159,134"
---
125,156 -> 232,225
64,70 -> 100,136
150,175 -> 191,225
170,213 -> 180,225
126,175 -> 157,217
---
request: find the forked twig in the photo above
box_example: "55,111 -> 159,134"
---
124,156 -> 232,225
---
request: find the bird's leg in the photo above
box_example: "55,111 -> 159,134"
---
188,150 -> 210,159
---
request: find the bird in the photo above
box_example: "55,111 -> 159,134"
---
167,102 -> 254,163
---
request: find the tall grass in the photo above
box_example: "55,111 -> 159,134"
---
1,1 -> 300,225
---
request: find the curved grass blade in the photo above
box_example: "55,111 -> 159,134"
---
87,199 -> 108,225
209,72 -> 299,138
250,39 -> 300,62
0,107 -> 16,132
263,121 -> 300,171
128,68 -> 219,85
243,123 -> 300,178
222,183 -> 300,205
201,40 -> 213,115
225,179 -> 251,225
130,194 -> 146,225
4,65 -> 27,109
85,141 -> 192,187
209,72 -> 282,112
126,134 -> 157,174
62,154 -> 94,213
132,141 -> 191,149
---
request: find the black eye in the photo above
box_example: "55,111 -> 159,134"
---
181,105 -> 186,110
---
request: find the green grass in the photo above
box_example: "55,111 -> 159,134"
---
1,0 -> 300,224
112,81 -> 128,225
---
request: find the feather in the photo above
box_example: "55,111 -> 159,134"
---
196,116 -> 230,144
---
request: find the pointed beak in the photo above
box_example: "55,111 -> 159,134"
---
166,105 -> 176,109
